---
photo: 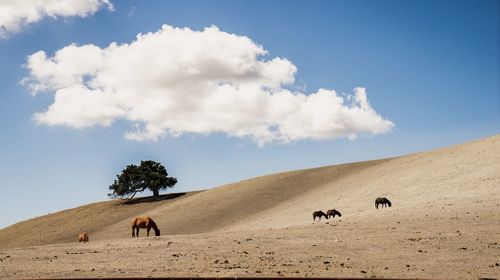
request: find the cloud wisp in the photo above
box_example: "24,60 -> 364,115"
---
0,0 -> 113,38
23,25 -> 394,145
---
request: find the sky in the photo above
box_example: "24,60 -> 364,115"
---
0,0 -> 498,229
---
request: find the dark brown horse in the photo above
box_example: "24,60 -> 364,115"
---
312,210 -> 328,221
131,217 -> 160,237
375,197 -> 392,209
326,209 -> 342,219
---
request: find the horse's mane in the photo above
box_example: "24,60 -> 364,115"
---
149,218 -> 160,235
149,219 -> 157,228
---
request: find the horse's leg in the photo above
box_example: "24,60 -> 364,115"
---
132,227 -> 135,237
147,226 -> 151,237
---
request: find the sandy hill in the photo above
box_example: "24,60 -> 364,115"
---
0,135 -> 499,250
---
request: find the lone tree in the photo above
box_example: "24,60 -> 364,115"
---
108,160 -> 177,200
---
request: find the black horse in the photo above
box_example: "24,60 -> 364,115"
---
375,197 -> 392,209
326,209 -> 342,219
312,210 -> 328,221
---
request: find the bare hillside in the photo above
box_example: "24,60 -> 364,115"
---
0,135 -> 499,279
0,192 -> 201,249
0,135 -> 499,249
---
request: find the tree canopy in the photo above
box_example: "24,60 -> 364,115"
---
108,160 -> 177,200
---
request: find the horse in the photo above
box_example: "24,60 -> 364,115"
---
312,210 -> 328,221
131,216 -> 160,237
326,209 -> 342,219
78,232 -> 89,243
375,197 -> 392,209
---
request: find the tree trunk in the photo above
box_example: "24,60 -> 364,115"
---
152,189 -> 159,198
127,191 -> 138,201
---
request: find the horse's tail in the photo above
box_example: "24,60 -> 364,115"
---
131,217 -> 138,228
131,218 -> 138,237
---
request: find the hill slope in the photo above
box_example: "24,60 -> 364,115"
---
0,135 -> 499,249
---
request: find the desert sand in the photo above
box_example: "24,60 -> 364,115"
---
0,135 -> 499,279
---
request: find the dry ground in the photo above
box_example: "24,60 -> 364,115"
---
0,135 -> 499,279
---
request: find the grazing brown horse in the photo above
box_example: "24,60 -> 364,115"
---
313,210 -> 328,221
78,232 -> 89,243
375,197 -> 392,209
131,216 -> 160,237
326,209 -> 342,219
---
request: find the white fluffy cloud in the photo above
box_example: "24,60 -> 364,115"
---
0,0 -> 112,38
23,25 -> 394,145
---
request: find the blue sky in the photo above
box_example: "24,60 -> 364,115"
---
0,0 -> 498,228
